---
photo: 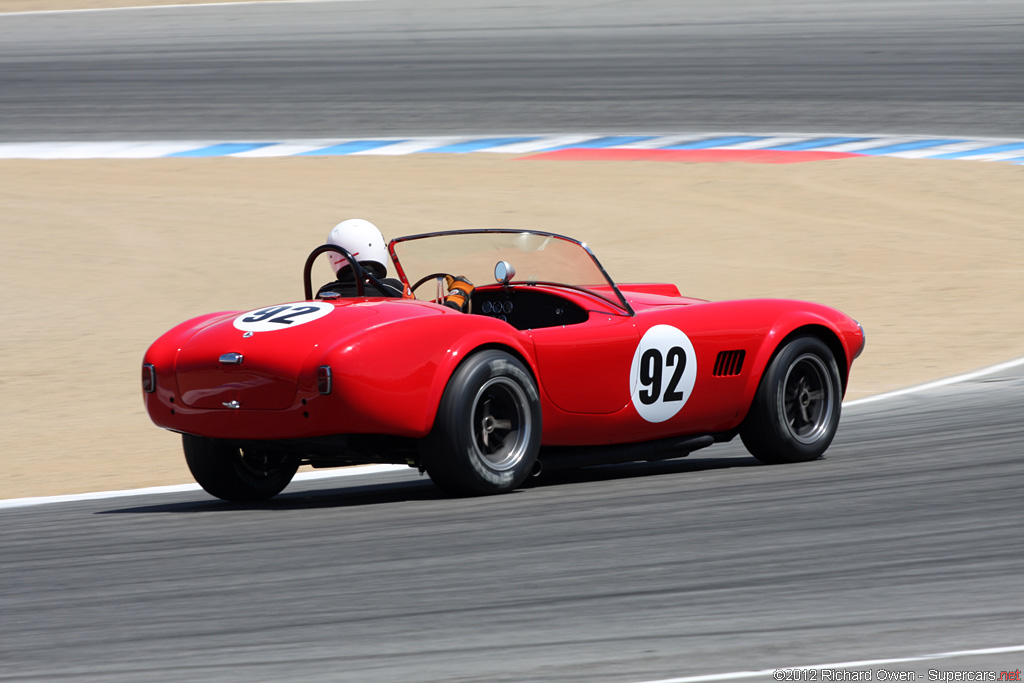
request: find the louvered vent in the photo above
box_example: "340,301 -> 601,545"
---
713,350 -> 746,377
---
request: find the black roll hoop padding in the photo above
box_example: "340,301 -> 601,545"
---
302,244 -> 399,300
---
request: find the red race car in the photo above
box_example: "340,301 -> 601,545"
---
143,229 -> 865,501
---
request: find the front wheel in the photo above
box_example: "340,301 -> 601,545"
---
740,336 -> 842,464
183,434 -> 298,502
421,350 -> 542,495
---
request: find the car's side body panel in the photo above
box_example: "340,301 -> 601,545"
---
532,295 -> 862,446
530,315 -> 639,415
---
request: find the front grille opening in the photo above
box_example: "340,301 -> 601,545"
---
713,350 -> 746,377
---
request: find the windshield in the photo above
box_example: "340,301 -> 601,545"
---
389,230 -> 632,314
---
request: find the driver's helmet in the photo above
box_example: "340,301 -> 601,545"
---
326,219 -> 389,278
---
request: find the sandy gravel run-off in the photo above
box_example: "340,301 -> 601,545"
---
1,154 -> 1022,498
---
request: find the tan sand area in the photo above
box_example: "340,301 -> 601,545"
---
1,154 -> 1022,498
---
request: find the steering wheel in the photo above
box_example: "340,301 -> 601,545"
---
410,272 -> 456,301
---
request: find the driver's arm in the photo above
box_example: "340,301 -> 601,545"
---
443,275 -> 474,312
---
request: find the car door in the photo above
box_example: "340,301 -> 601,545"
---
529,314 -> 639,414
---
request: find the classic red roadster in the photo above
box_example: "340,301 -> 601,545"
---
142,229 -> 865,501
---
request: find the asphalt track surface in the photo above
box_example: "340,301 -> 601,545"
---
1,0 -> 1023,141
2,370 -> 1023,681
3,1 -> 1024,680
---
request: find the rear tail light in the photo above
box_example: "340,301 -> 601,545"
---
317,366 -> 332,395
142,364 -> 156,393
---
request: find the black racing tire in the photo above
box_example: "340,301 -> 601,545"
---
740,335 -> 842,464
422,350 -> 542,495
183,434 -> 298,502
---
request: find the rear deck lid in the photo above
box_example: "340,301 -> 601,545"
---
175,301 -> 378,410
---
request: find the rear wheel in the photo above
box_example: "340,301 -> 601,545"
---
183,434 -> 298,502
422,350 -> 541,495
741,336 -> 842,464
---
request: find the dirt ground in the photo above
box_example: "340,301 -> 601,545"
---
1,154 -> 1022,498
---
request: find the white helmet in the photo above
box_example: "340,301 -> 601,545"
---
326,219 -> 389,278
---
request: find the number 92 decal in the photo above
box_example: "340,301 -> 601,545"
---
233,302 -> 334,333
629,325 -> 698,423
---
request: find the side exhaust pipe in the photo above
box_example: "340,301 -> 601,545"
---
538,434 -> 715,472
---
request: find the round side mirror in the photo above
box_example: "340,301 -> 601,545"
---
494,260 -> 516,285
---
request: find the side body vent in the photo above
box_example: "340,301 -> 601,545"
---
713,350 -> 746,377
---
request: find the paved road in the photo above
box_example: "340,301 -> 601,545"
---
2,371 -> 1022,681
0,0 -> 1022,141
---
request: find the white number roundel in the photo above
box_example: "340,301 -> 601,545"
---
233,302 -> 334,333
629,325 -> 697,423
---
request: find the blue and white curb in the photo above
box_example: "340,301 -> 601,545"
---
1,133 -> 1024,163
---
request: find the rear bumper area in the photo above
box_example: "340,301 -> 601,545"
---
145,388 -> 426,441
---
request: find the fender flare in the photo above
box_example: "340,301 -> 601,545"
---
421,327 -> 539,434
740,313 -> 852,417
317,312 -> 538,437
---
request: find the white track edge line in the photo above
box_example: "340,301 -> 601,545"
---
634,644 -> 1024,683
843,355 -> 1024,407
0,0 -> 369,17
0,464 -> 407,510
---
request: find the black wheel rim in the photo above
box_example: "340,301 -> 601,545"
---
237,449 -> 290,480
779,353 -> 834,444
470,377 -> 532,472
